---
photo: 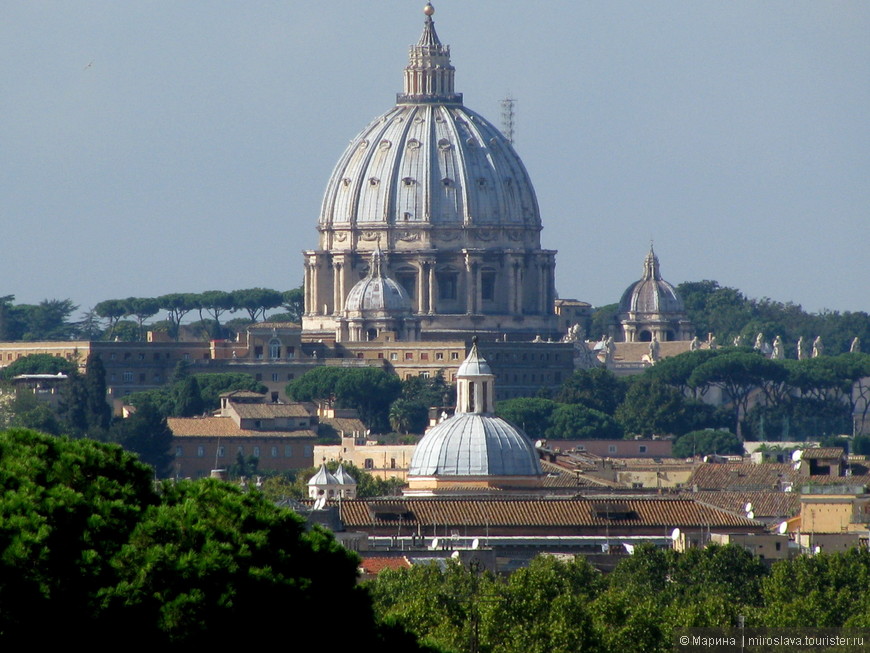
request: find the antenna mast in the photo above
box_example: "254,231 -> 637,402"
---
500,94 -> 516,145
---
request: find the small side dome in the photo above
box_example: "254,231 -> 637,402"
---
344,249 -> 413,316
618,246 -> 685,315
614,246 -> 694,343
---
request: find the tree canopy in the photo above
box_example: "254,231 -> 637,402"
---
0,428 -> 429,649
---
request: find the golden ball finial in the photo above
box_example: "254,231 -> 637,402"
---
423,3 -> 435,17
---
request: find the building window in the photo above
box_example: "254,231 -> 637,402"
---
138,373 -> 146,383
271,373 -> 279,382
123,371 -> 133,383
237,446 -> 244,455
217,446 -> 225,458
451,352 -> 459,360
639,445 -> 647,454
437,272 -> 457,300
196,446 -> 205,458
436,352 -> 444,360
255,373 -> 262,381
284,445 -> 293,457
252,447 -> 260,458
390,458 -> 396,469
109,353 -> 116,360
390,353 -> 398,361
481,269 -> 496,301
364,458 -> 374,470
254,346 -> 263,359
420,352 -> 429,361
420,371 -> 430,379
396,269 -> 417,298
138,353 -> 145,360
405,352 -> 413,361
175,446 -> 183,457
183,353 -> 190,361
303,445 -> 312,457
287,373 -> 294,380
608,445 -> 617,454
271,446 -> 278,458
269,339 -> 281,359
378,352 -> 384,359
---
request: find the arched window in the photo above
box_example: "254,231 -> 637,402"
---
269,338 -> 281,359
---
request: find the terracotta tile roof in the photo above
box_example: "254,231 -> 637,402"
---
691,491 -> 800,519
167,416 -> 316,439
321,417 -> 368,435
688,463 -> 798,491
688,462 -> 863,491
539,460 -> 622,488
799,474 -> 870,487
219,390 -> 265,399
339,497 -> 761,530
231,402 -> 314,419
801,448 -> 846,460
359,557 -> 412,574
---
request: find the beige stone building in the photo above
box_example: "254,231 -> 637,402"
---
167,391 -> 316,478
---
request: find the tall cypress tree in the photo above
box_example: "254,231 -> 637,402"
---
174,376 -> 205,417
85,354 -> 112,432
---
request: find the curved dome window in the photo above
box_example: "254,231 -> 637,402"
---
269,338 -> 281,359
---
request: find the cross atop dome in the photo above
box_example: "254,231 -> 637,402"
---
399,2 -> 462,104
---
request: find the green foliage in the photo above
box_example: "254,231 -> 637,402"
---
673,430 -> 743,458
231,287 -> 284,322
0,388 -> 62,435
84,354 -> 112,432
589,302 -> 618,340
108,401 -> 174,477
174,376 -> 205,417
0,428 -> 156,643
761,549 -> 870,627
495,397 -> 558,440
288,367 -> 401,433
125,372 -> 266,418
689,350 -> 788,437
545,403 -> 623,440
676,280 -> 870,354
0,429 -> 426,649
556,367 -> 626,414
402,371 -> 453,408
0,353 -> 78,380
389,398 -> 429,434
281,286 -> 305,323
616,378 -> 695,437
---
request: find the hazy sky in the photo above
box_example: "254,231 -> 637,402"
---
2,1 -> 867,316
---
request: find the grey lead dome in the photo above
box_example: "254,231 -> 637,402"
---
318,6 -> 539,231
409,413 -> 542,477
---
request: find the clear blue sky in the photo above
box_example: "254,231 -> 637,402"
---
2,1 -> 867,315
